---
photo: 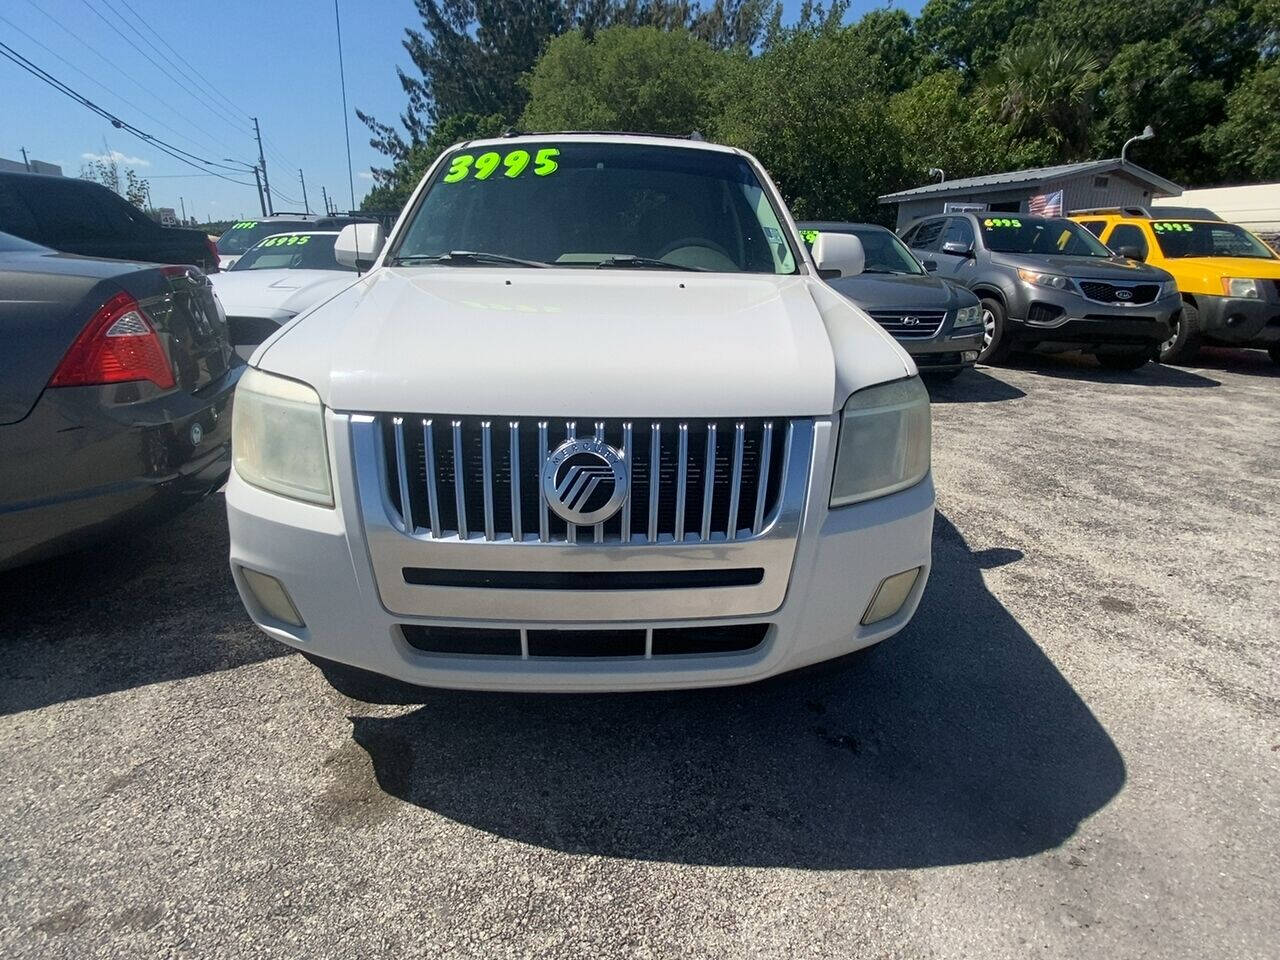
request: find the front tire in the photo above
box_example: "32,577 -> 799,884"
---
978,297 -> 1012,364
1160,303 -> 1202,364
1095,348 -> 1153,371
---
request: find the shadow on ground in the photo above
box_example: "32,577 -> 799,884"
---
0,496 -> 282,716
1004,352 -> 1220,387
925,369 -> 1026,403
345,513 -> 1125,870
1180,346 -> 1279,378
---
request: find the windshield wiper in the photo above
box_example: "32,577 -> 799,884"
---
595,255 -> 704,272
392,250 -> 549,268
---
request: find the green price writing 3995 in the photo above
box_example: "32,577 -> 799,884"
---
443,148 -> 560,183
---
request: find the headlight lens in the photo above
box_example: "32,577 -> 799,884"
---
1017,268 -> 1072,290
1159,279 -> 1179,298
1222,277 -> 1259,298
831,377 -> 931,507
953,304 -> 983,329
232,367 -> 333,506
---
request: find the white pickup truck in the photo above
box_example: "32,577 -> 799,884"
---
227,133 -> 934,696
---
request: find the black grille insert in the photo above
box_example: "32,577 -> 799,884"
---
1078,281 -> 1159,305
402,567 -> 764,590
399,623 -> 771,658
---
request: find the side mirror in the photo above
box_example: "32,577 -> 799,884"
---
1114,244 -> 1146,262
811,231 -> 864,279
335,223 -> 386,271
940,240 -> 973,257
922,259 -> 939,272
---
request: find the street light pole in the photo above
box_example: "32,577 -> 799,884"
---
1122,125 -> 1155,164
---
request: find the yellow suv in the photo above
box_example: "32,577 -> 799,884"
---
1072,208 -> 1280,365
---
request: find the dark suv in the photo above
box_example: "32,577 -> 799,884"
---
0,172 -> 218,272
902,212 -> 1181,370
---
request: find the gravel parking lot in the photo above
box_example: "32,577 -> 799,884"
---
2,349 -> 1277,960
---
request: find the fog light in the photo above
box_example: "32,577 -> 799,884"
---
962,350 -> 978,362
240,568 -> 305,627
861,567 -> 921,625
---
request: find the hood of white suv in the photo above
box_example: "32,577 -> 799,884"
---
254,268 -> 912,417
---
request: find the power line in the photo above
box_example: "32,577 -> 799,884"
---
113,0 -> 250,123
18,0 -> 247,162
76,0 -> 253,140
0,12 -> 226,164
0,41 -> 255,187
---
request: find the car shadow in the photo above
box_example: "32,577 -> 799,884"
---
344,513 -> 1125,870
1179,346 -> 1279,379
0,496 -> 284,716
1003,352 -> 1220,387
924,368 -> 1027,403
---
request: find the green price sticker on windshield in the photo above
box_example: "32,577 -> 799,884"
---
1152,222 -> 1193,233
443,147 -> 560,184
233,221 -> 258,230
261,235 -> 309,247
983,217 -> 1022,228
799,229 -> 818,246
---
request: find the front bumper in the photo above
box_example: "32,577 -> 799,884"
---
1007,286 -> 1180,349
227,414 -> 935,692
1194,293 -> 1280,347
0,367 -> 240,571
901,327 -> 984,371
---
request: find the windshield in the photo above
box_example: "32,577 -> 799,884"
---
1150,221 -> 1277,260
217,220 -> 316,255
979,216 -> 1113,258
800,226 -> 924,275
392,141 -> 798,274
230,233 -> 351,272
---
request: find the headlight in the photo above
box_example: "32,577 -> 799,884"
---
1221,277 -> 1259,298
1159,279 -> 1179,298
831,377 -> 931,507
953,304 -> 983,329
1017,268 -> 1072,290
232,367 -> 333,506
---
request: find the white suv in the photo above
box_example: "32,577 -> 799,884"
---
227,133 -> 934,695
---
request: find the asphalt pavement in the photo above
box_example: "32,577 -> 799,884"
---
1,347 -> 1277,959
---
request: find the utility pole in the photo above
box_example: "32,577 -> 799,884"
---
251,165 -> 266,217
20,147 -> 31,171
321,185 -> 330,216
179,196 -> 187,223
298,168 -> 310,214
252,117 -> 273,215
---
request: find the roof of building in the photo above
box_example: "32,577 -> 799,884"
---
878,159 -> 1182,203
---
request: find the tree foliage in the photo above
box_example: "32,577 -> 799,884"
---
80,157 -> 150,210
362,0 -> 1279,214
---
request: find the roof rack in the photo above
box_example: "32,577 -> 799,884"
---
1069,205 -> 1224,222
1070,206 -> 1154,217
497,129 -> 709,140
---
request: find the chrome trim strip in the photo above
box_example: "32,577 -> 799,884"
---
537,421 -> 549,543
392,417 -> 414,534
754,421 -> 773,534
481,421 -> 495,541
593,421 -> 606,543
565,420 -> 576,544
621,422 -> 633,542
700,422 -> 717,542
727,421 -> 745,539
647,422 -> 660,543
674,423 -> 688,542
451,420 -> 468,540
423,419 -> 441,538
508,421 -> 522,543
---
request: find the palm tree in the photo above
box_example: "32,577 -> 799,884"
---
981,39 -> 1101,159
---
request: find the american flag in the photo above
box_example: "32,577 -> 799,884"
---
1028,189 -> 1064,217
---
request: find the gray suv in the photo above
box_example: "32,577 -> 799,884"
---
901,213 -> 1181,370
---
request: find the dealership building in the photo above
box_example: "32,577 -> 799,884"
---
879,159 -> 1183,229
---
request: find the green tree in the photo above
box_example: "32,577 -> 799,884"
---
80,156 -> 150,210
915,0 -> 1042,75
522,27 -> 740,134
979,39 -> 1100,159
1214,61 -> 1280,180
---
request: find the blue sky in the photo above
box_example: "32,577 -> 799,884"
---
2,0 -> 921,221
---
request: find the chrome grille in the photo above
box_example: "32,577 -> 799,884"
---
866,310 -> 947,338
378,415 -> 794,544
